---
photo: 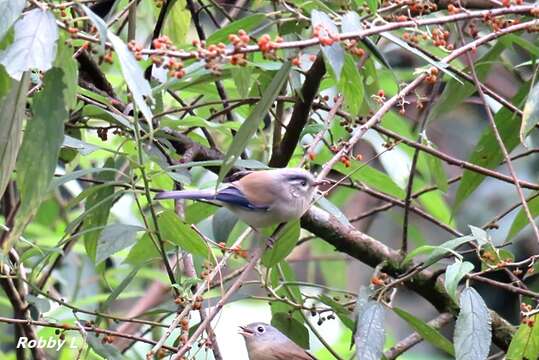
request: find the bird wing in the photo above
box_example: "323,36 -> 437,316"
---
268,346 -> 318,360
215,186 -> 269,211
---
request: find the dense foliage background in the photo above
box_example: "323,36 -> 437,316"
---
1,0 -> 539,359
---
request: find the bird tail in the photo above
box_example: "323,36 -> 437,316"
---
154,190 -> 216,201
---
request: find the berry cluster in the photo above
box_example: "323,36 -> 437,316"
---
313,24 -> 340,46
257,34 -> 283,58
424,66 -> 439,85
128,40 -> 144,60
483,14 -> 521,32
344,39 -> 366,58
431,27 -> 453,50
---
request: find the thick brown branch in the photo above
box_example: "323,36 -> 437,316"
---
301,207 -> 515,349
269,54 -> 326,167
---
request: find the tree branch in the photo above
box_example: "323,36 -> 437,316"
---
269,54 -> 326,167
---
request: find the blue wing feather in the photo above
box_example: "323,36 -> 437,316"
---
216,187 -> 269,211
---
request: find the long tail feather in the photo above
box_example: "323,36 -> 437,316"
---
154,190 -> 216,201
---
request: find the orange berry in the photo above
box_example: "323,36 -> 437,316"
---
291,57 -> 301,66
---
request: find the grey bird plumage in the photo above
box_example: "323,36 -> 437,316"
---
155,168 -> 322,228
239,322 -> 317,360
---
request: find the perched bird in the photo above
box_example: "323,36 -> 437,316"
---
239,322 -> 317,360
155,168 -> 323,228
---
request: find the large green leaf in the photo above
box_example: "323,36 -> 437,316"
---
96,224 -> 146,264
454,84 -> 529,209
507,315 -> 539,360
262,221 -> 301,267
82,158 -> 118,260
217,62 -> 291,185
157,209 -> 209,257
6,68 -> 67,250
393,307 -> 455,356
0,8 -> 58,80
454,287 -> 491,360
0,72 -> 29,199
163,0 -> 191,45
339,54 -> 364,115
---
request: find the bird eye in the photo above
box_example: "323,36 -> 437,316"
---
300,180 -> 307,186
256,326 -> 265,333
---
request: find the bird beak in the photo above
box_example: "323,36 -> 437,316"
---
313,179 -> 330,187
238,326 -> 254,337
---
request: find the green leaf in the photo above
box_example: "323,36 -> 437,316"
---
313,150 -> 405,199
185,202 -> 219,224
207,14 -> 265,44
7,68 -> 67,250
507,315 -> 539,360
96,224 -> 146,264
0,0 -> 25,41
454,287 -> 491,360
393,307 -> 455,356
212,208 -> 238,243
311,10 -> 345,79
262,221 -> 301,267
100,265 -> 142,313
0,72 -> 29,199
444,260 -> 474,303
426,152 -> 448,193
355,301 -> 385,360
163,0 -> 191,45
86,334 -> 124,360
82,159 -> 118,260
54,39 -> 78,109
61,135 -> 100,156
428,42 -> 504,124
520,81 -> 539,143
507,194 -> 539,240
217,62 -> 291,185
125,232 -> 161,265
469,225 -> 491,246
454,83 -> 528,209
339,54 -> 364,115
109,32 -> 154,132
0,9 -> 58,80
402,235 -> 473,266
157,209 -> 209,257
82,5 -> 153,131
232,67 -> 252,98
271,312 -> 310,350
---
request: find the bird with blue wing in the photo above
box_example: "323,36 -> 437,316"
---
155,168 -> 324,229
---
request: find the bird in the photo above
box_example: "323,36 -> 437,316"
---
239,322 -> 317,360
155,168 -> 324,229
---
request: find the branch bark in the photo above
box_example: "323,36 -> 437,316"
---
269,54 -> 326,167
301,207 -> 515,349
